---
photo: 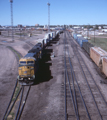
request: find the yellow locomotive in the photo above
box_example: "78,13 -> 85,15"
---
17,43 -> 42,85
18,57 -> 35,81
17,31 -> 61,85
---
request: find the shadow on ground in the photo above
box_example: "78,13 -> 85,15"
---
33,48 -> 53,85
33,36 -> 60,85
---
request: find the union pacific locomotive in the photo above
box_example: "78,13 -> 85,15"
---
17,31 -> 62,85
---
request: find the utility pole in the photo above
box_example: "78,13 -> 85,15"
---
87,24 -> 89,39
10,0 -> 14,41
94,26 -> 95,43
47,2 -> 50,33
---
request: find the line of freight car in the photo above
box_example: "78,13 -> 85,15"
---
72,32 -> 107,78
71,32 -> 94,55
17,30 -> 62,85
82,42 -> 107,78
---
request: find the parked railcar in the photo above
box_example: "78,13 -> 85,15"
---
102,57 -> 107,77
78,37 -> 88,47
73,33 -> 78,40
82,42 -> 94,54
44,33 -> 51,44
74,35 -> 88,48
49,32 -> 53,40
90,47 -> 107,68
56,31 -> 60,36
43,38 -> 48,47
53,31 -> 56,39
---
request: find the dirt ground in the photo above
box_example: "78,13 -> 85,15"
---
0,30 -> 48,120
1,30 -> 107,120
0,45 -> 18,119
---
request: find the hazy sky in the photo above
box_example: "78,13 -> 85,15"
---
0,0 -> 107,25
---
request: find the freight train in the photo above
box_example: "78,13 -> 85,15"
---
17,30 -> 63,85
72,32 -> 107,78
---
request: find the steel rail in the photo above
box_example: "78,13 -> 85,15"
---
26,41 -> 34,47
78,47 -> 107,106
64,69 -> 67,120
67,32 -> 103,120
2,79 -> 18,120
64,32 -> 67,120
66,31 -> 91,120
68,56 -> 91,120
69,33 -> 107,107
64,32 -> 79,120
4,87 -> 22,120
65,65 -> 79,120
65,32 -> 79,119
17,86 -> 31,120
15,86 -> 24,120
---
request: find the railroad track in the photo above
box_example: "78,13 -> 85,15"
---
63,32 -> 90,120
2,81 -> 31,120
26,41 -> 34,47
63,31 -> 107,120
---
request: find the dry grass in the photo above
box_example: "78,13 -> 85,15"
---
89,37 -> 107,51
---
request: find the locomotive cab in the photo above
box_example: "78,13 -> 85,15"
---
17,57 -> 37,85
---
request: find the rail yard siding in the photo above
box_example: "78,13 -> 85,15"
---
102,57 -> 107,77
90,47 -> 107,67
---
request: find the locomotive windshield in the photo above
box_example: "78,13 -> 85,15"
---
27,61 -> 34,64
20,61 -> 26,64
